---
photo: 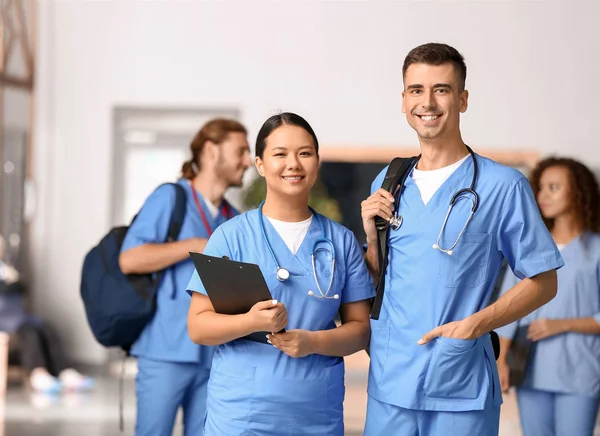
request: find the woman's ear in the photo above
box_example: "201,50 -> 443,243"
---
255,157 -> 264,177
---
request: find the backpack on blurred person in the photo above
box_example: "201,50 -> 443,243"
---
80,183 -> 186,353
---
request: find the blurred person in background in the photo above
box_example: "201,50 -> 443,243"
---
119,118 -> 251,436
496,157 -> 600,436
0,236 -> 93,393
187,112 -> 375,435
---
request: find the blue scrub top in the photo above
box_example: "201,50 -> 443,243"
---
497,232 -> 600,398
121,178 -> 237,365
367,154 -> 564,412
186,209 -> 375,424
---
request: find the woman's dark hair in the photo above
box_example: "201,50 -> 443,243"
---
529,157 -> 600,233
255,112 -> 319,159
180,118 -> 247,179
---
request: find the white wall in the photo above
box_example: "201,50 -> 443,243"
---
32,0 -> 600,364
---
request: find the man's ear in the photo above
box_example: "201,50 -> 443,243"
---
459,90 -> 469,113
202,140 -> 220,162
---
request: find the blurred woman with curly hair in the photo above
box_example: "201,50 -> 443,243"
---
496,157 -> 600,436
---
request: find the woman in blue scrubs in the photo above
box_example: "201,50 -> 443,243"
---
497,157 -> 600,436
186,112 -> 375,436
119,118 -> 251,436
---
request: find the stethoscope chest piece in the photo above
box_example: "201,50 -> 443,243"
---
390,214 -> 403,231
258,202 -> 338,299
276,267 -> 290,282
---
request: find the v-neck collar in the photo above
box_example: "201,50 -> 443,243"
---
256,209 -> 321,277
403,154 -> 475,221
187,180 -> 229,229
557,232 -> 587,257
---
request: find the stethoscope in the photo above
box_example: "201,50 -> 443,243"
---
389,146 -> 479,256
258,202 -> 339,300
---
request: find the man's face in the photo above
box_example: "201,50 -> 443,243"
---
402,63 -> 468,142
214,132 -> 251,187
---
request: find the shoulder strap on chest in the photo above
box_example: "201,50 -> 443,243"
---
371,156 -> 418,320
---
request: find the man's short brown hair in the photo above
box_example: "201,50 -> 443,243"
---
402,43 -> 467,92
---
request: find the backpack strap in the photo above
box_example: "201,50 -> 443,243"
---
370,156 -> 418,320
165,183 -> 187,243
154,183 -> 187,292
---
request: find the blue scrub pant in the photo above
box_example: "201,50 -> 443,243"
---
363,393 -> 500,436
517,388 -> 600,436
135,357 -> 210,436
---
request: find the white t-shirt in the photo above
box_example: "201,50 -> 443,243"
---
203,197 -> 220,218
189,180 -> 220,218
411,154 -> 470,205
266,215 -> 313,255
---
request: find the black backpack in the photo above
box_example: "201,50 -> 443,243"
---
369,157 -> 500,360
80,183 -> 186,353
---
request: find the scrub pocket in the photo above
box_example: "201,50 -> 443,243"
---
369,319 -> 390,387
424,336 -> 486,400
157,298 -> 193,352
289,361 -> 345,436
436,232 -> 491,288
207,353 -> 257,422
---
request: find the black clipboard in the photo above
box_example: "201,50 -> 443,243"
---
189,252 -> 275,344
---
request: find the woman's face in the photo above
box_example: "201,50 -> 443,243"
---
537,165 -> 573,220
255,125 -> 319,200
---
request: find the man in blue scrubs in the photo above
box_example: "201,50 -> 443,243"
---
361,43 -> 564,435
119,119 -> 251,436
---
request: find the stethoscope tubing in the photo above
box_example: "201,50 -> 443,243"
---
258,202 -> 338,299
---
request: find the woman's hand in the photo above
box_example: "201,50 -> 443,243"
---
267,330 -> 315,358
496,358 -> 511,393
247,300 -> 288,333
527,318 -> 565,341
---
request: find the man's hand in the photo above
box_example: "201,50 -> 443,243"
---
361,188 -> 395,244
418,319 -> 481,345
527,318 -> 565,341
267,330 -> 315,358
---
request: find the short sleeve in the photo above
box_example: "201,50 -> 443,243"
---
342,232 -> 376,304
497,177 -> 564,280
495,269 -> 521,339
186,226 -> 232,297
121,185 -> 176,252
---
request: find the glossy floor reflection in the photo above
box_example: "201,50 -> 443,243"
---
2,364 -> 365,436
2,352 -> 600,435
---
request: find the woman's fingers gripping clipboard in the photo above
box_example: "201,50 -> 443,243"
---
189,252 -> 281,343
